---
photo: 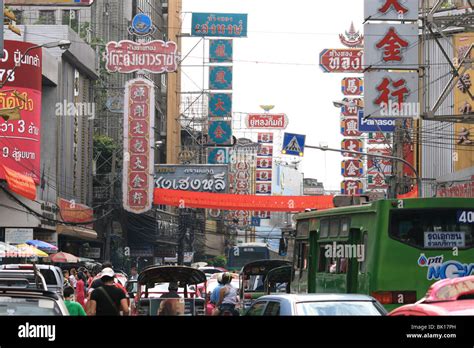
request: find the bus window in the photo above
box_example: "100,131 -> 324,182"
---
389,209 -> 474,249
320,219 -> 329,238
338,258 -> 348,274
302,244 -> 309,270
360,233 -> 368,274
340,218 -> 350,237
318,246 -> 328,272
329,219 -> 340,237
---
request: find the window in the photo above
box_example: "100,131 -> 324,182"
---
246,301 -> 267,316
389,209 -> 474,249
317,245 -> 328,272
38,10 -> 56,25
360,233 -> 368,274
13,10 -> 23,24
340,217 -> 350,237
263,301 -> 280,316
329,218 -> 340,237
320,219 -> 329,238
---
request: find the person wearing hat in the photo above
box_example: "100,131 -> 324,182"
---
87,268 -> 129,316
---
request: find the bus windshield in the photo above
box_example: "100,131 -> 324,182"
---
389,209 -> 474,249
227,246 -> 269,269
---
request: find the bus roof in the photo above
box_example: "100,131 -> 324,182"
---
296,198 -> 474,221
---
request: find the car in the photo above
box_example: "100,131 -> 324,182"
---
389,275 -> 474,316
0,288 -> 69,316
0,264 -> 64,297
244,294 -> 388,316
0,269 -> 48,291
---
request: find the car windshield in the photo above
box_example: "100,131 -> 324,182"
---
0,297 -> 62,316
295,301 -> 382,316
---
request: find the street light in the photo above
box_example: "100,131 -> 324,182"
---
0,40 -> 72,88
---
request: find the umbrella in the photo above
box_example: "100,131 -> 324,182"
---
0,242 -> 20,258
49,252 -> 79,264
26,240 -> 58,253
16,244 -> 49,258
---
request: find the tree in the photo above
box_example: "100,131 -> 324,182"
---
212,255 -> 227,268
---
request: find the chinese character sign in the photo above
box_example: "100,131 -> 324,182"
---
341,180 -> 364,195
192,13 -> 248,37
0,41 -> 42,184
364,24 -> 418,70
364,0 -> 418,21
364,71 -> 418,118
342,77 -> 364,96
208,120 -> 233,145
210,39 -> 233,63
341,139 -> 363,158
209,66 -> 233,90
341,160 -> 364,178
341,118 -> 362,137
208,93 -> 232,118
258,133 -> 274,144
123,78 -> 155,214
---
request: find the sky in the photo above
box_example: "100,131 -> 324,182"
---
181,0 -> 364,191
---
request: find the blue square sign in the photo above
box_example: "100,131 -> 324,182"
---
282,133 -> 306,157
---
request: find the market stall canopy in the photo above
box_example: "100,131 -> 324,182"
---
26,240 -> 58,253
16,244 -> 49,258
49,252 -> 79,263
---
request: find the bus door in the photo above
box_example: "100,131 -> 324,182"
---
346,228 -> 362,294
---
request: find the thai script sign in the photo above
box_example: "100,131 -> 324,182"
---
58,197 -> 94,229
246,114 -> 289,129
192,13 -> 248,37
210,39 -> 233,63
123,78 -> 155,214
424,232 -> 466,249
0,41 -> 42,184
319,49 -> 364,73
105,40 -> 178,74
154,165 -> 228,193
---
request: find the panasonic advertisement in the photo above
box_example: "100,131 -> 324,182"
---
358,111 -> 395,132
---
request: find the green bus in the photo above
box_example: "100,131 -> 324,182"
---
291,198 -> 474,311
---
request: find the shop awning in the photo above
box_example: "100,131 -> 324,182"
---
56,224 -> 97,240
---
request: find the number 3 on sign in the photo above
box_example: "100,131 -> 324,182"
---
458,211 -> 474,224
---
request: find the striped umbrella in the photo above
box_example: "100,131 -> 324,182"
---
49,252 -> 79,264
16,244 -> 49,258
26,240 -> 58,253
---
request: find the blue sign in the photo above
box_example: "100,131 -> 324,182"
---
192,13 -> 248,37
251,217 -> 261,227
358,110 -> 395,133
282,133 -> 306,157
130,13 -> 155,36
210,39 -> 233,63
209,93 -> 232,118
209,120 -> 233,145
457,210 -> 474,224
209,66 -> 233,90
418,254 -> 474,280
208,148 -> 230,164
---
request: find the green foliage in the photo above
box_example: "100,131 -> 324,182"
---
93,134 -> 117,175
211,255 -> 227,268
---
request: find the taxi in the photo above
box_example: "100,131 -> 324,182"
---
389,276 -> 474,316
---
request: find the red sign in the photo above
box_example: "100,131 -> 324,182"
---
368,173 -> 388,190
341,160 -> 363,178
258,133 -> 274,144
123,78 -> 155,214
319,49 -> 364,73
341,139 -> 363,158
246,114 -> 288,129
256,170 -> 272,182
106,40 -> 178,74
342,77 -> 364,96
341,180 -> 364,195
257,158 -> 273,169
367,148 -> 392,175
256,183 -> 272,195
58,197 -> 93,228
341,118 -> 362,137
341,98 -> 363,116
257,145 -> 273,157
0,41 -> 42,184
437,177 -> 474,198
3,165 -> 36,200
368,132 -> 392,144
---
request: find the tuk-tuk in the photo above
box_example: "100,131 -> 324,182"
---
240,260 -> 292,310
264,265 -> 292,295
134,265 -> 207,316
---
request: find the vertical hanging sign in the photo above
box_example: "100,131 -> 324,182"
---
123,78 -> 155,214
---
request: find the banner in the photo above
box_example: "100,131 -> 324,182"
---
3,165 -> 36,200
0,41 -> 42,184
154,189 -> 334,212
57,197 -> 93,228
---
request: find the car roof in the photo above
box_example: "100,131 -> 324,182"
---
0,288 -> 60,300
255,294 -> 378,302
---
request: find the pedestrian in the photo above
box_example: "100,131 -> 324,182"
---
75,271 -> 87,310
129,266 -> 138,281
69,268 -> 78,288
62,270 -> 70,287
63,286 -> 86,316
159,282 -> 180,299
87,268 -> 129,316
214,272 -> 240,316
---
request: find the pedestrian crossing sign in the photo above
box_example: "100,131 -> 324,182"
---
282,133 -> 306,157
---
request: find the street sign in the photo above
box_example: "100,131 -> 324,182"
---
192,13 -> 248,37
210,39 -> 233,63
282,133 -> 306,157
341,139 -> 363,158
342,77 -> 364,96
208,93 -> 232,118
341,180 -> 364,195
358,110 -> 396,132
341,118 -> 362,137
209,66 -> 233,90
319,49 -> 364,73
341,160 -> 364,178
246,114 -> 288,129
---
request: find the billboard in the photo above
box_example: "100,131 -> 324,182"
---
105,40 -> 178,74
191,13 -> 248,37
0,41 -> 42,184
154,165 -> 228,193
123,78 -> 155,214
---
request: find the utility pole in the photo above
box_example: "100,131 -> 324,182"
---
177,209 -> 187,265
391,120 -> 405,198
